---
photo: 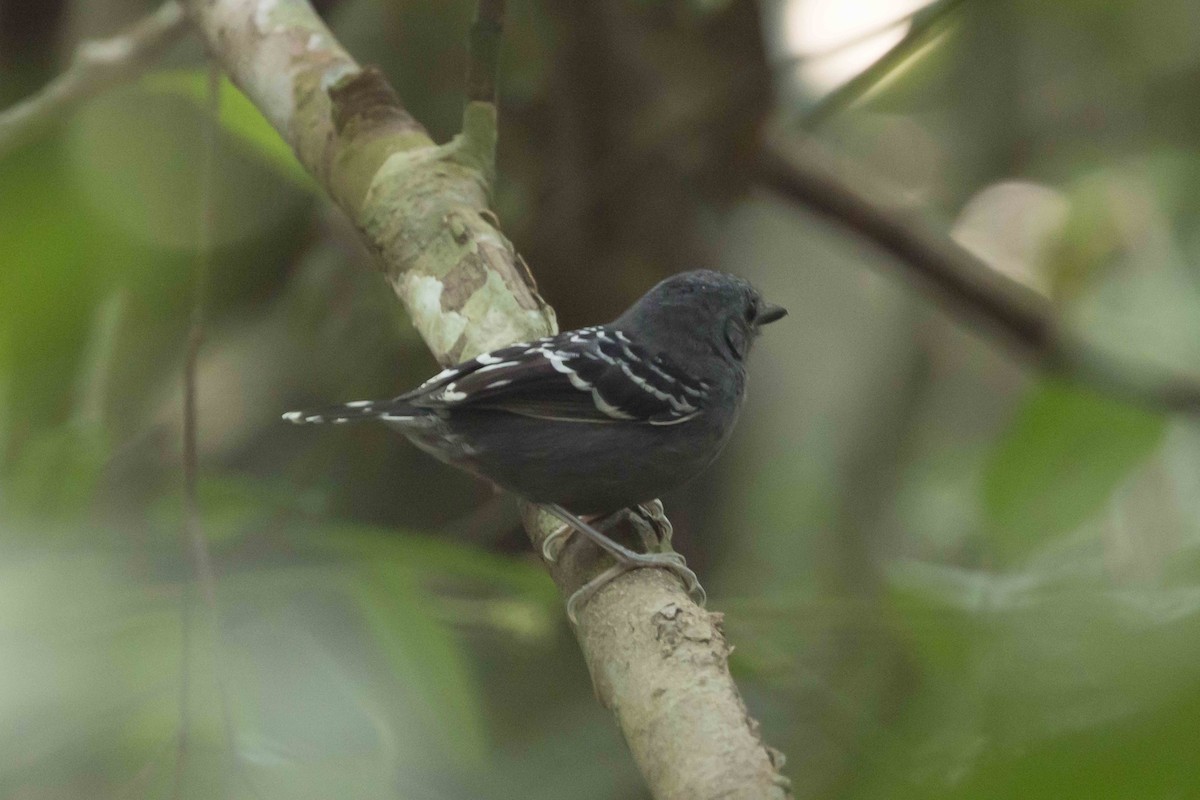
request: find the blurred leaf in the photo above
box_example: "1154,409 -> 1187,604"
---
73,290 -> 128,430
141,70 -> 315,190
148,475 -> 304,546
68,83 -> 307,250
0,553 -> 180,785
2,423 -> 108,522
226,603 -> 404,800
0,141 -> 98,431
982,380 -> 1163,560
1044,170 -> 1123,300
348,565 -> 490,764
864,560 -> 1200,800
0,330 -> 11,465
319,524 -> 556,603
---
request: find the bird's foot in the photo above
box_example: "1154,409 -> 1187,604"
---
542,501 -> 678,563
632,499 -> 674,552
564,553 -> 704,624
541,503 -> 705,624
541,508 -> 622,563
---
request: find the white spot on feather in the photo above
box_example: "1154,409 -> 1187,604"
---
592,392 -> 635,419
613,360 -> 694,412
440,384 -> 467,402
649,410 -> 700,426
419,367 -> 460,389
475,361 -> 519,374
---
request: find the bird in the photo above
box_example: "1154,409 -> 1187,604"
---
284,269 -> 786,620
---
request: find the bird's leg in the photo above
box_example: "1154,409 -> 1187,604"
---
542,503 -> 704,622
541,508 -> 625,563
632,498 -> 674,552
541,506 -> 685,565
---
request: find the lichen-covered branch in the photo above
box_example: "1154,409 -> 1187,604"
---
182,1 -> 790,798
0,1 -> 188,158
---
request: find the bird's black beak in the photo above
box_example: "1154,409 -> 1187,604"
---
755,303 -> 788,326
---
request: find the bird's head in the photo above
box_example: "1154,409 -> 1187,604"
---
616,270 -> 787,366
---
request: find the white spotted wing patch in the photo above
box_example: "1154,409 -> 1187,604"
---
285,328 -> 710,426
282,398 -> 411,425
398,326 -> 709,424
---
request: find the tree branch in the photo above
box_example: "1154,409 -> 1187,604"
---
0,1 -> 189,158
758,136 -> 1200,414
182,1 -> 790,797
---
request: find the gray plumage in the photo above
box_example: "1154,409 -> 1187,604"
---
284,270 -> 786,515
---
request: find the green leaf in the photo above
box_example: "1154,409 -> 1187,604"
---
982,380 -> 1164,560
0,329 -> 11,465
347,566 -> 490,764
148,475 -> 294,546
866,560 -> 1200,800
141,70 -> 315,190
316,523 -> 556,603
0,553 -> 181,781
2,423 -> 108,523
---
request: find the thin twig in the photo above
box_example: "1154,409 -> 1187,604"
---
173,63 -> 244,800
466,0 -> 506,105
458,0 -> 506,181
757,137 -> 1200,414
0,1 -> 188,158
800,0 -> 968,127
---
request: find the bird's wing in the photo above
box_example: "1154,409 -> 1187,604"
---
402,327 -> 711,425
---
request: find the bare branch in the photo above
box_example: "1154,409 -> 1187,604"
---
174,63 -> 245,800
182,1 -> 791,797
467,0 -> 506,105
0,2 -> 189,158
758,136 -> 1200,414
458,0 -> 505,185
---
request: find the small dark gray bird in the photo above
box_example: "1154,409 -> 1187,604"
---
285,270 -> 785,619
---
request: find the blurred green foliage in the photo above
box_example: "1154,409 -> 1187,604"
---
3,0 -> 1200,798
983,381 -> 1164,561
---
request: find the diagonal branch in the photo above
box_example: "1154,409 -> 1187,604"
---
182,1 -> 791,798
0,1 -> 189,158
758,136 -> 1200,414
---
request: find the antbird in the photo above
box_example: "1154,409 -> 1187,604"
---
285,270 -> 786,620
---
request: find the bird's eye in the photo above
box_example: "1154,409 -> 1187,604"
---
745,303 -> 757,322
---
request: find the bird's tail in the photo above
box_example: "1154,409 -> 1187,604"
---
282,398 -> 419,425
